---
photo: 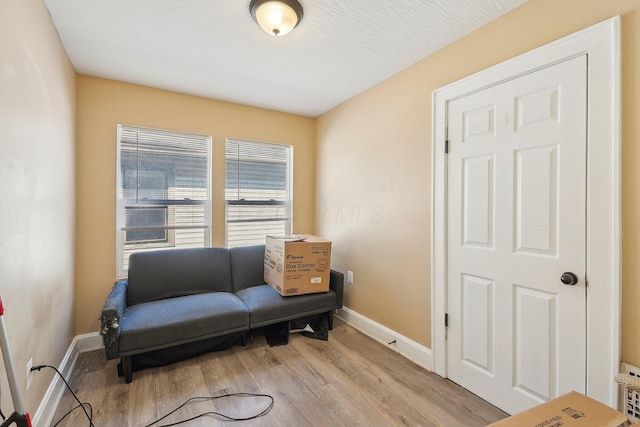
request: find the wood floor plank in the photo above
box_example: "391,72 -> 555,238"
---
234,340 -> 318,426
294,332 -> 444,426
320,322 -> 506,425
280,346 -> 370,426
50,319 -> 507,426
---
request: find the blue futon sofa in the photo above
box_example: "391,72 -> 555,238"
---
100,244 -> 344,383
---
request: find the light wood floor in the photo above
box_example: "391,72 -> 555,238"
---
51,319 -> 507,426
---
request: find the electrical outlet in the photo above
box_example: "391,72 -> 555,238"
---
347,270 -> 354,284
26,358 -> 33,390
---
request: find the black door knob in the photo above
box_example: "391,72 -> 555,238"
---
560,272 -> 579,286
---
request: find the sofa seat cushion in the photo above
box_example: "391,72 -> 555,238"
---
236,285 -> 337,328
119,292 -> 249,355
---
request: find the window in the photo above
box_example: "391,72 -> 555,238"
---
117,125 -> 211,276
225,139 -> 292,247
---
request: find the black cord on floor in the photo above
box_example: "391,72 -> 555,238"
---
51,403 -> 94,427
31,364 -> 94,427
143,392 -> 275,427
31,363 -> 272,426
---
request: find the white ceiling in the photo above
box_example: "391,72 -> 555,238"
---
44,0 -> 527,117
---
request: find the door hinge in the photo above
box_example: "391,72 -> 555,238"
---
444,313 -> 449,328
444,125 -> 449,153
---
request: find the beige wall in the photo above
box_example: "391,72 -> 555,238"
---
317,0 -> 640,366
0,0 -> 76,415
75,76 -> 316,334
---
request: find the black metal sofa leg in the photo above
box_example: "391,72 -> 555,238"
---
328,310 -> 334,330
119,356 -> 133,384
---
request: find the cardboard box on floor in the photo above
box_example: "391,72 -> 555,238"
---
488,391 -> 630,427
264,234 -> 332,296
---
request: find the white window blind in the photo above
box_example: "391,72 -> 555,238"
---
116,125 -> 211,276
225,139 -> 292,248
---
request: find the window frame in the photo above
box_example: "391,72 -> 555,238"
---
116,124 -> 212,277
224,138 -> 293,248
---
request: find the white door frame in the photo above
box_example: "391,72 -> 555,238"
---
431,16 -> 621,407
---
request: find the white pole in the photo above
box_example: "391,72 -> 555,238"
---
0,297 -> 26,415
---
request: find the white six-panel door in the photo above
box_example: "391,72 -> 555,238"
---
446,55 -> 587,414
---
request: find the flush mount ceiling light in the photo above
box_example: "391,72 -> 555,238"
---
249,0 -> 304,37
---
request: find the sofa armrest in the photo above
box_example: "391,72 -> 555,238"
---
329,270 -> 344,309
101,280 -> 128,360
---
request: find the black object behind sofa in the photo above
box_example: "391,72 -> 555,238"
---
100,244 -> 344,383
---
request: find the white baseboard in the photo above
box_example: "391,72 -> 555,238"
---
76,331 -> 104,353
336,307 -> 433,372
32,332 -> 103,427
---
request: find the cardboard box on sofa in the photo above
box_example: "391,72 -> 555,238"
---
264,234 -> 332,296
488,391 -> 630,427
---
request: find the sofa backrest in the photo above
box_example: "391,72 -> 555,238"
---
127,247 -> 233,306
229,244 -> 266,292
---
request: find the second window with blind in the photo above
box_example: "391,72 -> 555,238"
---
225,139 -> 293,248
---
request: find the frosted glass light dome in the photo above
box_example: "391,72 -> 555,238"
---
250,0 -> 303,37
